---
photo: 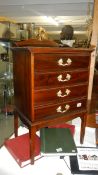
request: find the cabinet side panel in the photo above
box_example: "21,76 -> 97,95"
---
13,49 -> 34,121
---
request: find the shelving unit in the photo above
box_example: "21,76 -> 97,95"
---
0,17 -> 17,117
0,38 -> 14,116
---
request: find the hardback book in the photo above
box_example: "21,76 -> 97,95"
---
40,128 -> 77,156
4,133 -> 42,167
48,123 -> 75,136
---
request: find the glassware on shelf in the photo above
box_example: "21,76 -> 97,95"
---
0,39 -> 14,117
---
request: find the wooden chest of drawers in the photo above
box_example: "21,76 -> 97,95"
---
13,47 -> 93,164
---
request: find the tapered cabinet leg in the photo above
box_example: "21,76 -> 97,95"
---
29,126 -> 36,164
80,114 -> 86,144
14,110 -> 19,137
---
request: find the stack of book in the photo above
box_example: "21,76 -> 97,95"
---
40,124 -> 77,156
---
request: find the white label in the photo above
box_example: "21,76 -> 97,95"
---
56,148 -> 63,152
77,103 -> 82,107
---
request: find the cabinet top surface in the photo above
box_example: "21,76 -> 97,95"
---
12,46 -> 94,54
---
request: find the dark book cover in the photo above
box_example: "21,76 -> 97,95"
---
4,133 -> 42,167
48,123 -> 75,136
40,128 -> 77,156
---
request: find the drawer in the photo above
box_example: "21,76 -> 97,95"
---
34,54 -> 90,72
34,84 -> 88,106
34,98 -> 87,120
34,70 -> 89,88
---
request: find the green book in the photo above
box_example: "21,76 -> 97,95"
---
40,128 -> 77,156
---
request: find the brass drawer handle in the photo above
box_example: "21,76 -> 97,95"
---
57,74 -> 71,82
58,58 -> 72,66
56,104 -> 70,113
57,89 -> 71,97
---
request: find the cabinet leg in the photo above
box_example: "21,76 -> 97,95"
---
14,110 -> 18,137
80,114 -> 86,144
29,126 -> 36,164
96,128 -> 98,146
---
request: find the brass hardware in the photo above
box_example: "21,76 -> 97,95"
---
57,73 -> 71,82
56,104 -> 70,113
58,58 -> 72,66
57,89 -> 71,97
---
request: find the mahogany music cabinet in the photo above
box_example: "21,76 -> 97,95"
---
12,46 -> 93,164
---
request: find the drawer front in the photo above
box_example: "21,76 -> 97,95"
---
34,84 -> 88,106
34,98 -> 87,120
34,70 -> 89,88
34,54 -> 90,72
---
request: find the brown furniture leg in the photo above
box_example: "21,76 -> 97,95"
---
29,126 -> 36,164
14,110 -> 19,137
96,128 -> 98,146
80,114 -> 86,144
